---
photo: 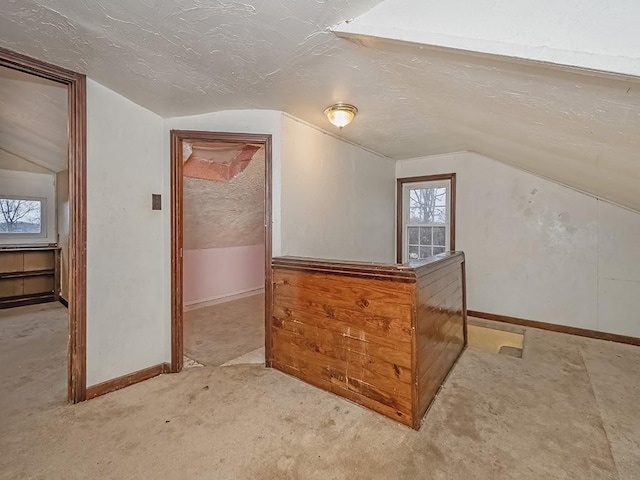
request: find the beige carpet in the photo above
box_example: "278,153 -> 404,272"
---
184,293 -> 265,367
1,304 -> 640,479
0,303 -> 68,421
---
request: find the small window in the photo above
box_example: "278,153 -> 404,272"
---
397,174 -> 455,263
0,197 -> 44,236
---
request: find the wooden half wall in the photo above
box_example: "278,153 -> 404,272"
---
0,247 -> 60,308
270,252 -> 467,429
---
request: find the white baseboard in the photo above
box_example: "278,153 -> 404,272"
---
184,287 -> 264,311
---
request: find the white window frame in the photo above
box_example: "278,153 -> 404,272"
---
401,179 -> 452,263
0,194 -> 47,240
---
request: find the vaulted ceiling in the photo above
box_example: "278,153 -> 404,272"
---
1,1 -> 638,210
0,66 -> 68,173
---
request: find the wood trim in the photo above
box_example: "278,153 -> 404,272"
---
272,252 -> 465,283
0,293 -> 56,309
468,310 -> 640,347
264,136 -> 274,367
461,260 -> 468,347
450,174 -> 456,251
396,178 -> 403,264
53,248 -> 60,302
86,363 -> 170,400
272,256 -> 417,282
170,131 -> 273,372
398,174 -> 458,184
411,251 -> 465,277
0,269 -> 55,279
0,245 -> 60,251
59,297 -> 69,308
169,131 -> 183,373
0,47 -> 87,404
410,284 -> 419,428
396,173 -> 456,264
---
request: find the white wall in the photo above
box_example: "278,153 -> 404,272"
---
0,169 -> 56,245
166,110 -> 396,264
397,151 -> 640,337
598,202 -> 640,336
86,79 -> 165,386
83,103 -> 395,385
280,114 -> 395,263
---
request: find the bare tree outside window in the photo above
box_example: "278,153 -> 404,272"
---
0,198 -> 42,234
409,187 -> 447,224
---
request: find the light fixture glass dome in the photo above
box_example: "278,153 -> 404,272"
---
324,103 -> 358,129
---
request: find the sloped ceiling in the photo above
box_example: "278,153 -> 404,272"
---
183,145 -> 265,250
1,1 -> 638,210
335,0 -> 640,77
0,148 -> 53,174
0,66 -> 68,173
333,38 -> 640,211
184,141 -> 261,182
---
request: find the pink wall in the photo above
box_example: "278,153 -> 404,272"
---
183,244 -> 265,305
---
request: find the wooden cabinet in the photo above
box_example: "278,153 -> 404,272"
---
0,247 -> 60,309
270,252 -> 467,429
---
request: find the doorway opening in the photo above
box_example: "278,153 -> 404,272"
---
170,131 -> 272,373
0,48 -> 87,404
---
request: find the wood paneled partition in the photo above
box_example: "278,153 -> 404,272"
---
271,252 -> 467,429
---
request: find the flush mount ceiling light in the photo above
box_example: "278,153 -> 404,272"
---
324,103 -> 358,129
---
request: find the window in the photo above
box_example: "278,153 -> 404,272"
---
0,197 -> 45,236
397,174 -> 455,263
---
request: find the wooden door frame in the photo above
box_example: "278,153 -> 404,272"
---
396,173 -> 456,264
170,130 -> 273,373
0,47 -> 87,403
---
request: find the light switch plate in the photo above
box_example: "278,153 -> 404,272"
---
152,194 -> 161,210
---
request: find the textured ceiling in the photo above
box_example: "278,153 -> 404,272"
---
183,145 -> 265,250
0,66 -> 68,173
184,142 -> 261,181
1,1 -> 638,211
336,0 -> 640,76
335,37 -> 640,211
0,0 -> 382,117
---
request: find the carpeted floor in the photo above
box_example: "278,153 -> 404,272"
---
184,294 -> 265,367
1,302 -> 639,479
0,303 -> 68,421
